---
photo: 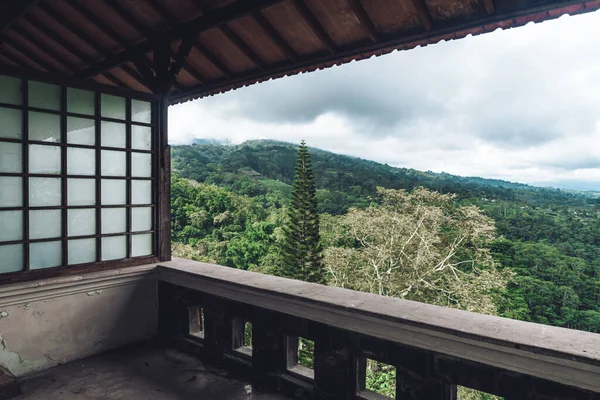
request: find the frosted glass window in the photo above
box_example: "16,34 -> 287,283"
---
67,179 -> 95,206
101,179 -> 126,205
102,208 -> 127,234
132,125 -> 151,150
101,94 -> 125,120
30,241 -> 62,269
101,150 -> 126,176
0,177 -> 22,207
131,180 -> 152,204
67,117 -> 95,145
0,141 -> 21,173
102,236 -> 126,260
67,88 -> 94,115
68,239 -> 96,264
0,107 -> 22,139
67,147 -> 95,175
30,210 -> 61,239
29,81 -> 60,111
101,122 -> 126,148
132,100 -> 151,123
68,209 -> 96,237
29,111 -> 60,142
132,153 -> 151,177
30,177 -> 61,206
101,208 -> 126,234
0,244 -> 23,273
0,211 -> 23,242
29,144 -> 61,174
0,76 -> 22,105
132,234 -> 152,257
131,207 -> 152,232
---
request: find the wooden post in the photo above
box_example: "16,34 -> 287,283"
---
313,328 -> 356,400
252,314 -> 286,375
156,93 -> 171,261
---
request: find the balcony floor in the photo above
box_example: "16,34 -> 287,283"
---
15,343 -> 289,400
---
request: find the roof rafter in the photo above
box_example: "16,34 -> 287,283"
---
409,0 -> 434,31
252,11 -> 298,63
73,0 -> 285,80
24,13 -> 126,87
10,25 -> 79,73
0,0 -> 39,37
291,0 -> 336,54
0,42 -> 50,72
1,38 -> 61,74
483,0 -> 495,14
38,2 -> 150,91
347,0 -> 379,43
190,1 -> 265,70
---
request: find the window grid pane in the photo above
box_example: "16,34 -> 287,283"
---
0,75 -> 155,275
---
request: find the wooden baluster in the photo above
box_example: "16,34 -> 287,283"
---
313,328 -> 358,400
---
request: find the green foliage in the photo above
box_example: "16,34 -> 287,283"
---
365,360 -> 396,398
280,141 -> 326,283
171,139 -> 600,400
298,338 -> 314,369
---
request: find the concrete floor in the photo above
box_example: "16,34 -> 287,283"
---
15,344 -> 290,400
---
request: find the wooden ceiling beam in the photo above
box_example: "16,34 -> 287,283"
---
38,3 -> 148,91
291,0 -> 336,54
219,25 -> 265,70
0,43 -> 48,72
191,1 -> 265,70
347,0 -> 379,43
409,0 -> 434,31
10,25 -> 79,73
483,0 -> 495,14
73,0 -> 285,79
193,41 -> 232,78
0,0 -> 39,37
24,13 -> 126,87
252,11 -> 298,63
1,38 -> 61,75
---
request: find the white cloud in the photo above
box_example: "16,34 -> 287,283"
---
169,11 -> 600,189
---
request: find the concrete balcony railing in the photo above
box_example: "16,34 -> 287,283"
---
157,258 -> 600,400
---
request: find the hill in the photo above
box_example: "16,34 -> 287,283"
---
172,139 -> 594,214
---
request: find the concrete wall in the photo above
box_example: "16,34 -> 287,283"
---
0,265 -> 158,377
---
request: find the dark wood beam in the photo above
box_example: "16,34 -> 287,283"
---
1,39 -> 61,74
73,0 -> 285,79
23,13 -> 126,87
483,0 -> 495,15
38,2 -> 148,90
10,25 -> 80,73
218,24 -> 265,70
194,41 -> 232,78
409,0 -> 434,31
0,0 -> 39,37
347,0 -> 380,43
0,45 -> 42,71
190,0 -> 265,70
291,0 -> 336,54
252,11 -> 298,63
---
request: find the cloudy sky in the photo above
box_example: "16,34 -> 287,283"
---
169,12 -> 600,190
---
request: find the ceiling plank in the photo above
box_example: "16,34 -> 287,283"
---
10,25 -> 79,72
483,0 -> 495,14
24,13 -> 126,87
39,2 -> 148,90
347,0 -> 379,43
290,0 -> 337,54
0,0 -> 39,37
252,11 -> 298,63
73,0 -> 285,79
1,37 -> 61,74
191,1 -> 265,70
409,0 -> 433,31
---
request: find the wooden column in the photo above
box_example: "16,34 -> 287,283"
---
156,93 -> 171,261
313,328 -> 357,400
252,313 -> 287,375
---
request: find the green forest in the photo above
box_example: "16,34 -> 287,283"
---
170,139 -> 600,397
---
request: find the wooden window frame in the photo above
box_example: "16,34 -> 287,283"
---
0,73 -> 167,285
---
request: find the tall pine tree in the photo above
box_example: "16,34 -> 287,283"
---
280,141 -> 326,283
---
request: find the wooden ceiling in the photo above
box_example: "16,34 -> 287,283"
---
0,0 -> 598,105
